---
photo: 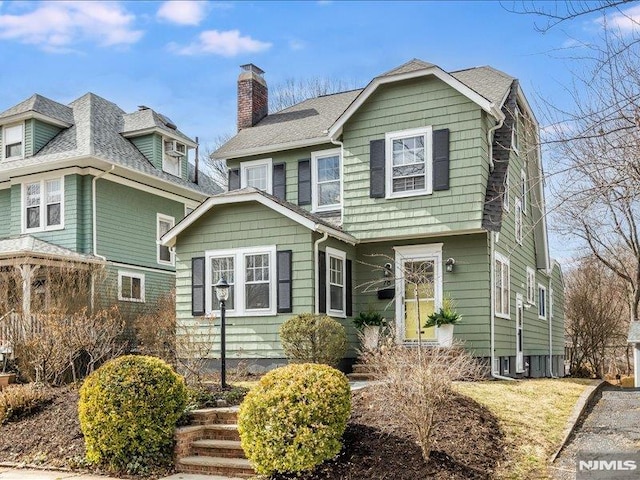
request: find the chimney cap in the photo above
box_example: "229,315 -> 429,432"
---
240,64 -> 265,77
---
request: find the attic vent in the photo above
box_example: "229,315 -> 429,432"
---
138,105 -> 149,111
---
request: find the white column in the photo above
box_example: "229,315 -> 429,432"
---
16,264 -> 39,319
634,344 -> 640,388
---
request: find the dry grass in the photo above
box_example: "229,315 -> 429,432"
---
455,378 -> 593,480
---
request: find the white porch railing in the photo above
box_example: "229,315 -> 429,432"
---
0,312 -> 43,355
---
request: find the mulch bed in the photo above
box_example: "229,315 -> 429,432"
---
0,385 -> 505,480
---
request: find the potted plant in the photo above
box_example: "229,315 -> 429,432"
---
353,310 -> 387,351
0,349 -> 16,389
424,297 -> 461,347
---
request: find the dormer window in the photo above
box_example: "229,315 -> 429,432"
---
4,123 -> 24,160
163,139 -> 186,177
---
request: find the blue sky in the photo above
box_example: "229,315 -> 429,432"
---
0,0 -> 636,259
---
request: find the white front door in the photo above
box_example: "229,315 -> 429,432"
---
394,244 -> 443,343
516,294 -> 524,373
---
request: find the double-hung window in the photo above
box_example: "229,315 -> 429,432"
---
538,284 -> 547,319
206,246 -> 276,316
515,198 -> 523,245
312,148 -> 341,211
241,159 -> 272,193
503,170 -> 510,211
118,271 -> 145,302
4,123 -> 24,160
494,252 -> 510,318
157,214 -> 175,265
386,127 -> 432,198
526,267 -> 536,305
521,169 -> 527,214
326,247 -> 346,316
23,177 -> 63,232
512,108 -> 520,154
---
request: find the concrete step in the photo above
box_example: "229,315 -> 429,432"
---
191,439 -> 246,458
203,424 -> 241,442
177,455 -> 254,478
347,372 -> 376,381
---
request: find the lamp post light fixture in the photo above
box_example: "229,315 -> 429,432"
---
215,277 -> 230,389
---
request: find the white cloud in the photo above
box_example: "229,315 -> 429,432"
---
170,29 -> 271,56
0,1 -> 142,51
602,4 -> 640,33
157,0 -> 208,26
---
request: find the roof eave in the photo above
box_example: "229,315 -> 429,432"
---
121,127 -> 198,148
0,111 -> 72,128
212,136 -> 331,161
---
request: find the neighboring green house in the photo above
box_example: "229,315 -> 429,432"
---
0,93 -> 219,321
163,60 -> 565,378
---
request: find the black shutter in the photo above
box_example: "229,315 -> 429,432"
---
346,259 -> 353,317
298,159 -> 311,205
370,139 -> 385,198
433,128 -> 450,191
192,257 -> 205,316
273,163 -> 286,200
228,168 -> 240,191
318,250 -> 326,314
277,250 -> 293,313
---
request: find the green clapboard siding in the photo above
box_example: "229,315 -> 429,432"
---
0,188 -> 10,238
33,120 -> 62,154
24,120 -> 33,157
355,233 -> 492,356
130,134 -> 156,163
175,202 -> 317,360
550,263 -> 565,356
95,178 -> 185,269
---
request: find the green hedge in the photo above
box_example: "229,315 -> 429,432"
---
238,363 -> 351,475
279,313 -> 347,367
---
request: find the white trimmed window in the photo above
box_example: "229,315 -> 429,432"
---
326,247 -> 346,317
538,284 -> 547,319
521,169 -> 527,214
118,271 -> 145,302
494,252 -> 510,318
512,108 -> 520,154
157,214 -> 175,265
515,198 -> 523,245
526,267 -> 536,305
205,246 -> 277,316
312,148 -> 341,211
3,123 -> 24,160
163,139 -> 186,177
503,170 -> 510,211
23,177 -> 64,232
386,126 -> 433,198
241,158 -> 272,193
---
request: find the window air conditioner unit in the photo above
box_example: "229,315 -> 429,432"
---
164,140 -> 186,158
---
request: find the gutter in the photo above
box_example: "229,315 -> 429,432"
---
549,277 -> 557,378
490,231 -> 515,381
487,116 -> 504,172
92,165 -> 115,260
314,232 -> 329,314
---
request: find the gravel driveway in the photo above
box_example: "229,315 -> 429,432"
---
551,386 -> 640,479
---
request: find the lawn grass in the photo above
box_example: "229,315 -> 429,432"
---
455,378 -> 594,480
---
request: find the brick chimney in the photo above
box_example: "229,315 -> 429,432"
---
237,64 -> 268,131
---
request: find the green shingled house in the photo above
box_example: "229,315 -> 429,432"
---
0,93 -> 219,322
163,60 -> 565,378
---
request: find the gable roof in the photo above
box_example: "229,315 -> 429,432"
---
0,93 -> 220,196
215,59 -> 513,160
0,94 -> 74,126
162,187 -> 358,247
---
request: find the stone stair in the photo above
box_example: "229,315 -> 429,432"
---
346,362 -> 376,381
174,406 -> 254,478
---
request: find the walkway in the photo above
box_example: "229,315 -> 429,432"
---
551,386 -> 640,479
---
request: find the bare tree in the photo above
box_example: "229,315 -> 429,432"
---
269,76 -> 358,113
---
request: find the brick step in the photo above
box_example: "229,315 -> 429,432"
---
190,407 -> 239,425
177,455 -> 254,478
347,372 -> 376,381
204,424 -> 241,442
191,439 -> 246,458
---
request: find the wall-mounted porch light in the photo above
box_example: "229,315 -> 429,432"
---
445,258 -> 456,272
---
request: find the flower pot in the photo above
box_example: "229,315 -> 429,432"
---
362,325 -> 381,351
438,324 -> 455,347
0,373 -> 16,389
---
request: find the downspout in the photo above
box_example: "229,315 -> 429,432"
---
487,116 -> 504,172
91,166 -> 115,310
548,277 -> 556,378
490,231 -> 515,381
314,232 -> 329,314
330,137 -> 345,226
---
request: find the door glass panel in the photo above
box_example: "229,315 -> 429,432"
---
403,260 -> 436,341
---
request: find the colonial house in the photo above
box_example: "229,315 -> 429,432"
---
0,93 -> 219,325
163,60 -> 565,378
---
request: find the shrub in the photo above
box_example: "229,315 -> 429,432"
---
279,313 -> 347,367
78,355 -> 188,475
0,383 -> 49,423
238,363 -> 351,475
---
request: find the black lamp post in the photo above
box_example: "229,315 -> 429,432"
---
215,277 -> 229,389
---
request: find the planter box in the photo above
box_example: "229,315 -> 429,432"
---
438,324 -> 455,347
0,373 -> 16,389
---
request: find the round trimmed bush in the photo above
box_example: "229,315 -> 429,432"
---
78,355 -> 187,474
238,363 -> 351,475
279,313 -> 347,367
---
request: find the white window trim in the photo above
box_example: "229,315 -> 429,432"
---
118,271 -> 145,303
495,251 -> 510,319
503,170 -> 510,212
240,158 -> 273,194
515,198 -> 523,245
3,122 -> 25,161
162,138 -> 185,178
21,176 -> 65,234
385,126 -> 433,199
520,169 -> 527,215
549,287 -> 554,319
325,246 -> 347,318
157,213 -> 175,266
205,245 -> 277,317
538,284 -> 547,320
311,148 -> 342,213
512,108 -> 520,155
526,267 -> 536,305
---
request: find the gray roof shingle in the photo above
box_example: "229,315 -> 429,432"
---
0,94 -> 74,125
0,235 -> 103,263
451,66 -> 515,106
122,108 -> 195,145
